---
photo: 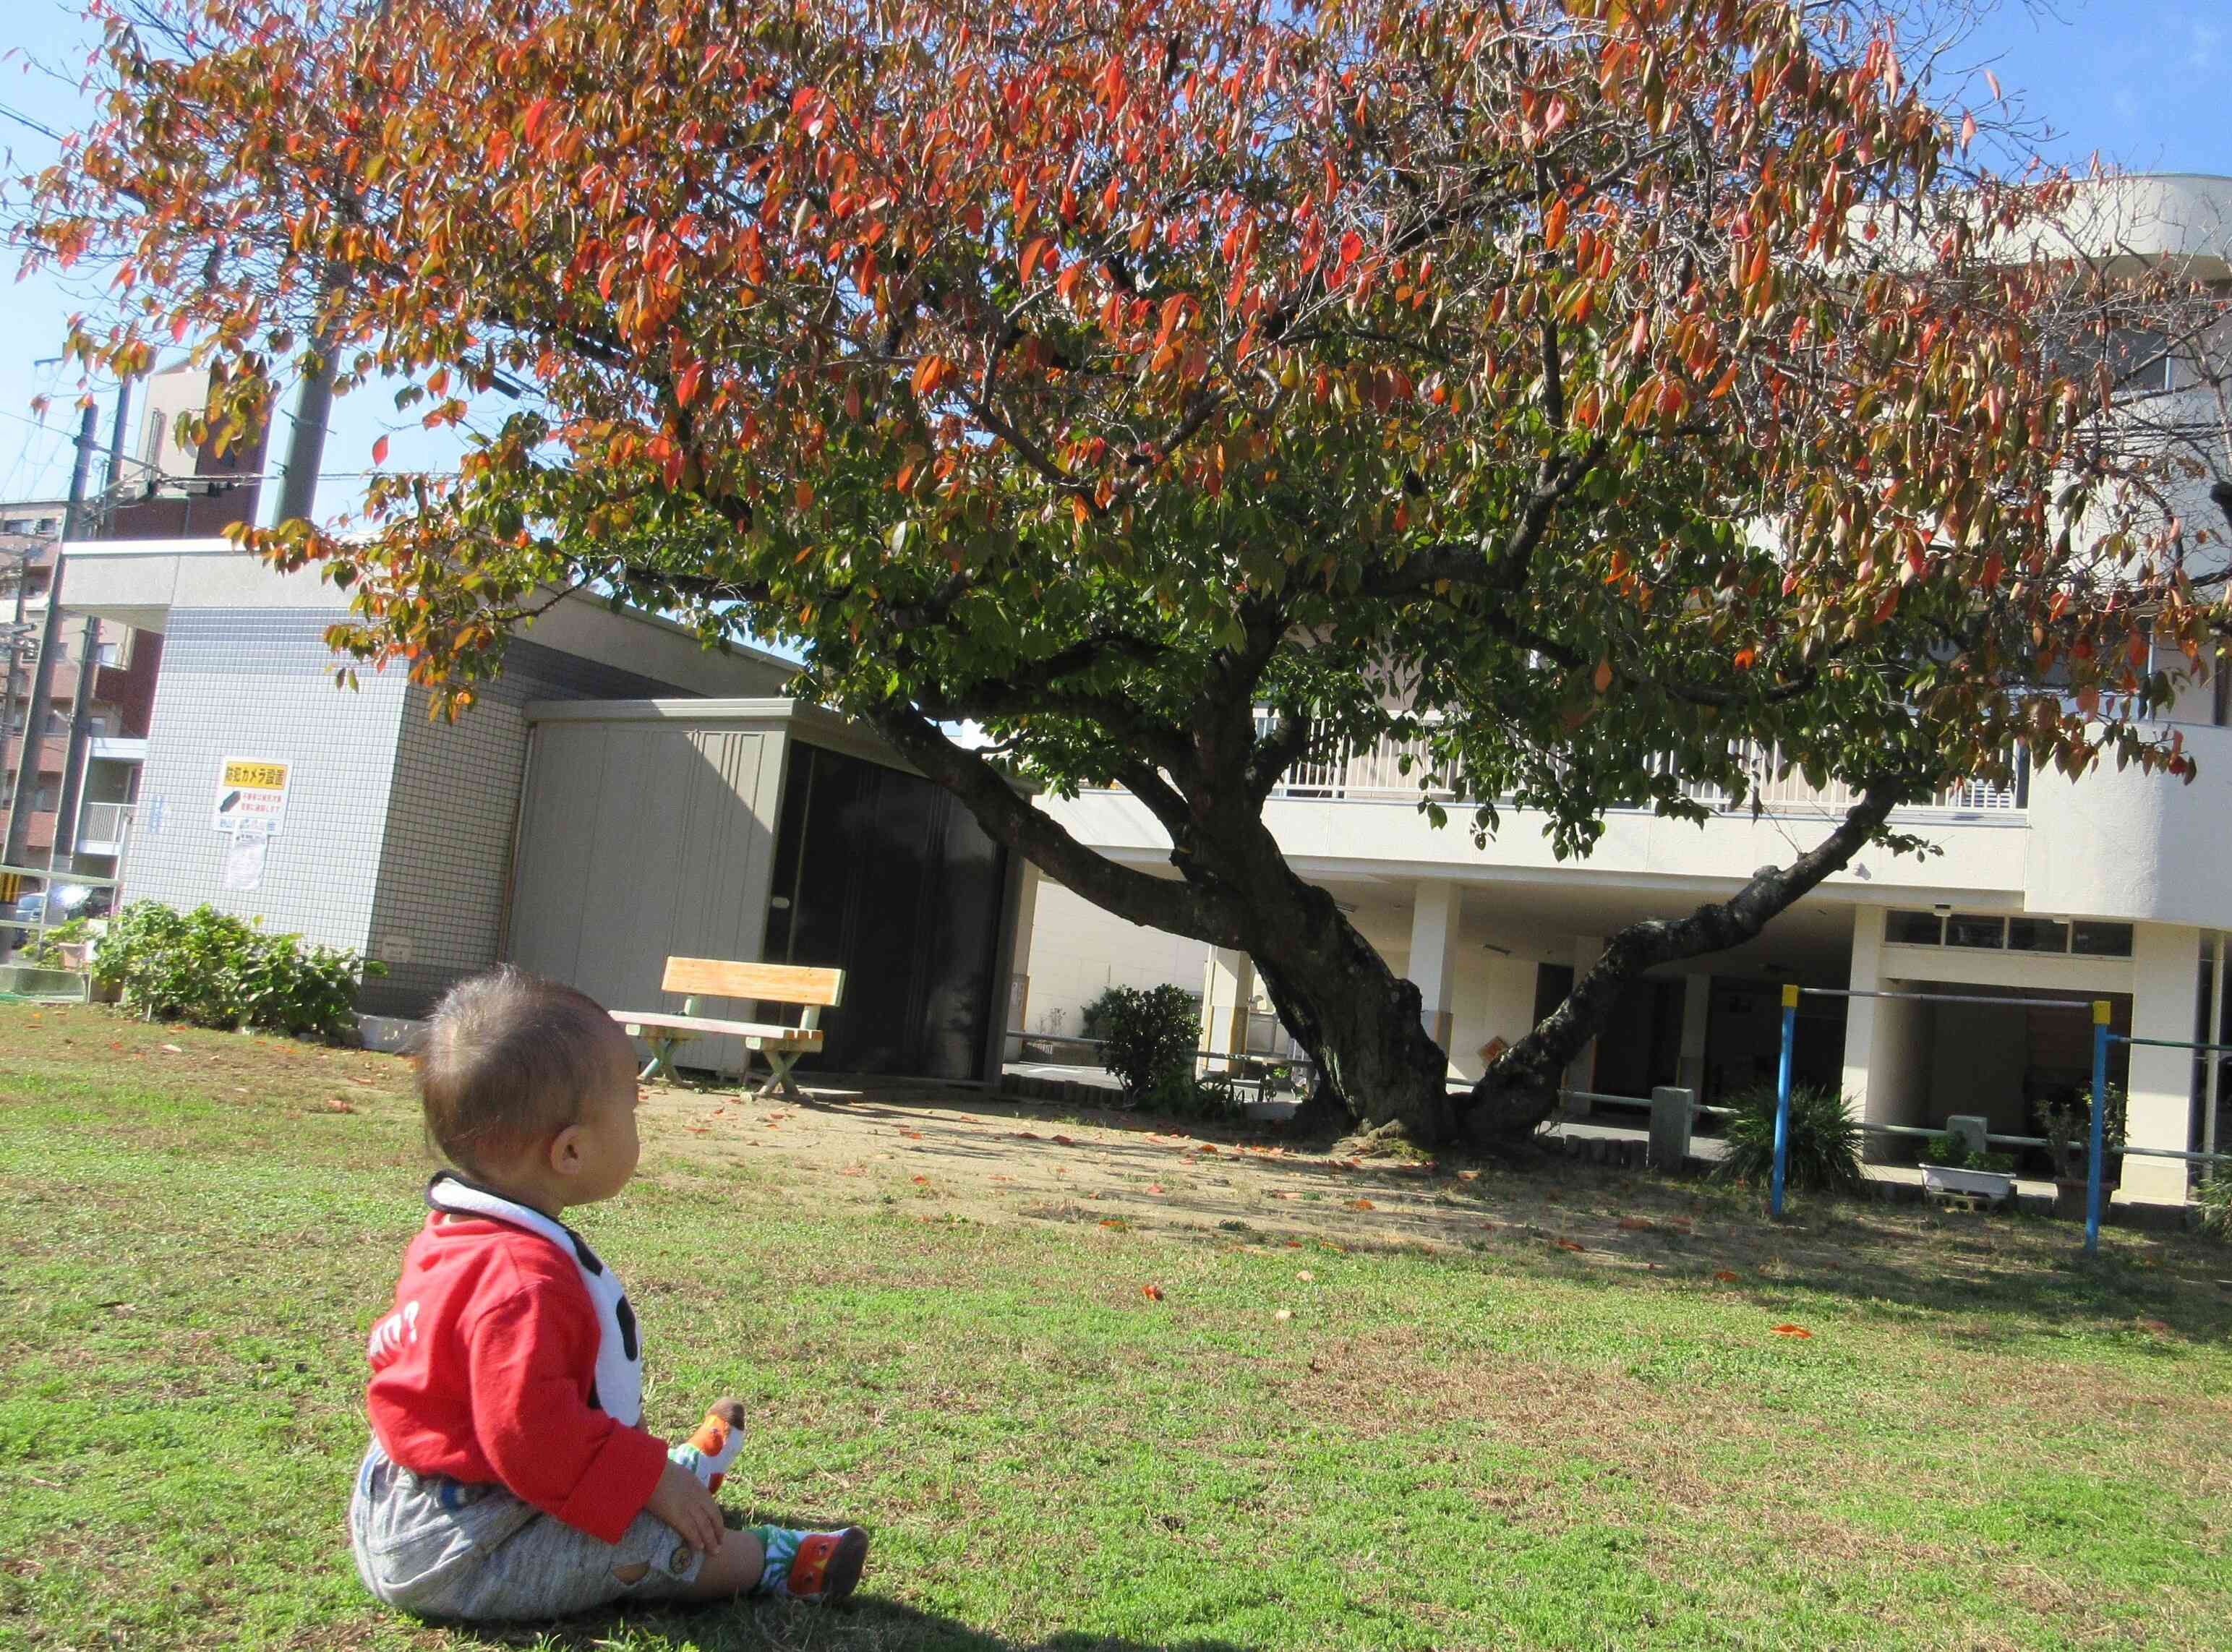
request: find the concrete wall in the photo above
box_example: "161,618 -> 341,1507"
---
124,606 -> 409,955
1019,879 -> 1215,1035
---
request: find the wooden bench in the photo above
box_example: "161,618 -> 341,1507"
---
612,956 -> 845,1100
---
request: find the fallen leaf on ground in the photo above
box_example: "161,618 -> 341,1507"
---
1346,1198 -> 1374,1211
1618,1217 -> 1655,1231
2138,1317 -> 2173,1333
1714,1270 -> 1741,1283
1274,1309 -> 1293,1322
839,1166 -> 864,1176
911,1175 -> 928,1184
1014,1131 -> 1040,1140
1141,1283 -> 1163,1301
1147,1184 -> 1165,1194
899,1129 -> 924,1139
1771,1324 -> 1813,1338
160,1043 -> 183,1053
1296,1270 -> 1315,1283
320,1097 -> 355,1114
1195,1143 -> 1218,1154
1456,1168 -> 1481,1181
1053,1134 -> 1075,1145
1554,1238 -> 1586,1252
1099,1218 -> 1129,1230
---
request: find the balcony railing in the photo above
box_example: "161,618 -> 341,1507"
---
1253,716 -> 2026,816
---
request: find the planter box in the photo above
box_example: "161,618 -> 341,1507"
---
1921,1163 -> 2017,1204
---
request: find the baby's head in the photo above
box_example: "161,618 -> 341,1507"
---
416,967 -> 641,1207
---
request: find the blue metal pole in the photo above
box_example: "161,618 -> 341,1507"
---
2086,1001 -> 2110,1255
1771,983 -> 1798,1217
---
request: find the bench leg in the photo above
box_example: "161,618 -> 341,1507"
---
638,1034 -> 689,1084
755,1050 -> 803,1103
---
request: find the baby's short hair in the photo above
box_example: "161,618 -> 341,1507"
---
416,967 -> 628,1170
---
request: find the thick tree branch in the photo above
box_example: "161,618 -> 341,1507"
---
867,700 -> 1246,948
1467,771 -> 1915,1132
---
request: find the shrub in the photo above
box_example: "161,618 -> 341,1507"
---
2198,1174 -> 2232,1242
1077,985 -> 1126,1043
1142,1069 -> 1245,1123
93,900 -> 382,1042
1716,1083 -> 1865,1197
1095,984 -> 1200,1103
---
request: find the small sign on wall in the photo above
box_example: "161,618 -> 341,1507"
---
212,757 -> 290,836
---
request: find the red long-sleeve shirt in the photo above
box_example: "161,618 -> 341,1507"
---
365,1210 -> 669,1544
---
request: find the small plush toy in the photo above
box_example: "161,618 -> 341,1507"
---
668,1396 -> 747,1493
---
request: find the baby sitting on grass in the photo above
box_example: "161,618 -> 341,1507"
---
349,966 -> 868,1620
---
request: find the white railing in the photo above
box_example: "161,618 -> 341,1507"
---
76,801 -> 134,851
1253,716 -> 2026,816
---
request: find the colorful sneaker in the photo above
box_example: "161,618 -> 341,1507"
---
782,1526 -> 869,1603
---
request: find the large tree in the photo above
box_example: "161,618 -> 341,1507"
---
21,0 -> 2215,1142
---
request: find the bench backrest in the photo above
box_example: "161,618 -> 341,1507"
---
661,956 -> 845,1009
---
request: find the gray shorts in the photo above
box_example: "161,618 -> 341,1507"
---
349,1439 -> 705,1621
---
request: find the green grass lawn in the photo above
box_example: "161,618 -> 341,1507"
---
2,1002 -> 2230,1651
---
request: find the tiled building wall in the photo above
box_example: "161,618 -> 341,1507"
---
124,607 -> 409,953
359,640 -> 707,1016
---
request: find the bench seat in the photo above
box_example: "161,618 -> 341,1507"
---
612,1011 -> 822,1049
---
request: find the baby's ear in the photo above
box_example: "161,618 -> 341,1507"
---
547,1121 -> 584,1173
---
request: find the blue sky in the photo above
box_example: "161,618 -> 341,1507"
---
0,0 -> 2226,513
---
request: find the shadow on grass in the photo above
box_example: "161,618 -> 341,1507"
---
453,1595 -> 1252,1652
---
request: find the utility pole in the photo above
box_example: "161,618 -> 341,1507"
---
1,401 -> 98,869
49,377 -> 134,870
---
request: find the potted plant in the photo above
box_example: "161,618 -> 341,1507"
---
2037,1086 -> 2127,1219
1920,1131 -> 2019,1205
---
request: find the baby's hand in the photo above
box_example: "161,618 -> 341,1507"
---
646,1458 -> 726,1554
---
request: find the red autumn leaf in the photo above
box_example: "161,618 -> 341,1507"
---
1146,1183 -> 1165,1194
1052,1134 -> 1075,1145
1195,1143 -> 1218,1155
1554,1238 -> 1585,1252
1141,1283 -> 1163,1301
371,435 -> 390,465
911,1174 -> 928,1184
675,361 -> 705,407
1346,1198 -> 1374,1210
1617,1216 -> 1654,1231
839,1165 -> 863,1176
1714,1270 -> 1741,1283
2138,1317 -> 2172,1333
1014,1131 -> 1040,1139
1098,1217 -> 1127,1228
1771,1324 -> 1813,1338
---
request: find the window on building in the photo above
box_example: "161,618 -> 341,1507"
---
1946,913 -> 2007,949
2071,922 -> 2135,958
32,783 -> 56,812
1886,910 -> 1946,946
2106,328 -> 2176,395
34,518 -> 54,534
1,518 -> 27,534
2006,917 -> 2072,954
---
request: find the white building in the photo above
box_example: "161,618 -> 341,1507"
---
1021,174 -> 2232,1208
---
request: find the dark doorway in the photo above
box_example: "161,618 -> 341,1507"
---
761,742 -> 1009,1080
1592,977 -> 1687,1100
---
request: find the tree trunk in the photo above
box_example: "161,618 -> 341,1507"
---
1204,834 -> 1460,1144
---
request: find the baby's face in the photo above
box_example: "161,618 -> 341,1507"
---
560,1033 -> 643,1206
